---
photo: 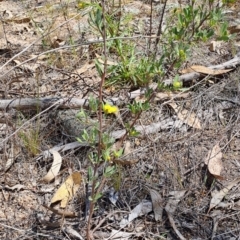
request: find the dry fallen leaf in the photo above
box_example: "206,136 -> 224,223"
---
64,226 -> 84,240
120,200 -> 152,228
123,141 -> 131,155
128,200 -> 152,222
168,102 -> 202,129
204,143 -> 223,180
51,172 -> 82,208
209,40 -> 223,52
73,62 -> 95,75
149,188 -> 163,221
181,65 -> 232,75
94,230 -> 134,239
13,59 -> 39,73
208,178 -> 240,212
42,150 -> 62,183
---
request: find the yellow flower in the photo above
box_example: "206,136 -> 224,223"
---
103,104 -> 118,114
173,80 -> 183,90
113,148 -> 123,158
129,129 -> 139,137
77,2 -> 88,9
130,129 -> 137,135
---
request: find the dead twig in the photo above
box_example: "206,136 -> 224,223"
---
42,204 -> 77,218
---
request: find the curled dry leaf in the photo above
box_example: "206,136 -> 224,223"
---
204,143 -> 223,180
42,150 -> 62,183
95,53 -> 118,66
43,204 -> 77,218
51,172 -> 82,208
209,178 -> 240,212
168,102 -> 201,129
64,226 -> 84,240
73,62 -> 95,75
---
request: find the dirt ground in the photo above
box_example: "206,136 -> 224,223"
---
1,0 -> 240,239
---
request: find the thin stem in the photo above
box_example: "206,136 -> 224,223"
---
86,1 -> 108,239
148,0 -> 153,56
154,0 -> 168,59
97,1 -> 107,162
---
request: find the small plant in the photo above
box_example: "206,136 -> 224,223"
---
128,100 -> 150,115
216,21 -> 233,41
75,1 -> 236,238
77,101 -> 123,238
166,1 -> 224,43
19,128 -> 40,156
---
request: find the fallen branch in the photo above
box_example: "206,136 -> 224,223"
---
38,119 -> 179,159
0,97 -> 89,110
1,51 -> 239,111
0,91 -> 190,111
42,204 -> 77,218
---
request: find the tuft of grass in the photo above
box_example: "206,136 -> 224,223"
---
19,128 -> 40,156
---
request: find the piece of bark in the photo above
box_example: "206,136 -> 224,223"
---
56,110 -> 95,140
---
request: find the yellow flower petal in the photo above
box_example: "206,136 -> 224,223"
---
103,104 -> 118,114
